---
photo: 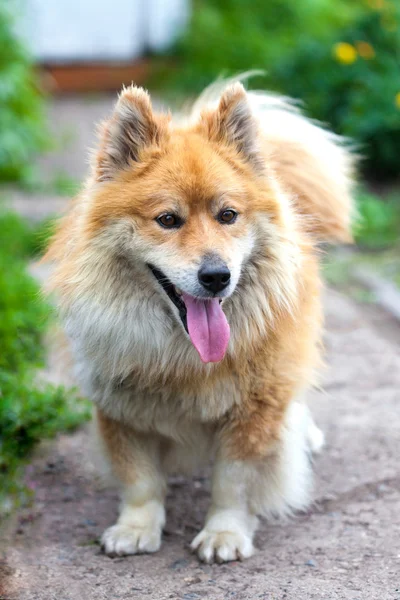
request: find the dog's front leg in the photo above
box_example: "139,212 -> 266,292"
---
97,409 -> 166,556
191,402 -> 315,563
191,456 -> 259,563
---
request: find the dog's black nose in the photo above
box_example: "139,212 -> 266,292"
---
198,261 -> 231,294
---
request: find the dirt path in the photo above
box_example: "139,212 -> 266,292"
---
1,290 -> 399,600
2,96 -> 400,600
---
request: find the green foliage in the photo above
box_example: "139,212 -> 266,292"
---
273,4 -> 400,179
0,210 -> 55,258
48,172 -> 81,197
0,211 -> 90,513
159,0 -> 400,180
0,3 -> 48,183
355,190 -> 400,249
161,0 -> 359,93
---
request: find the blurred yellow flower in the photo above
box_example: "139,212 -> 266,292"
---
356,41 -> 376,59
395,92 -> 400,109
367,0 -> 386,9
333,42 -> 357,65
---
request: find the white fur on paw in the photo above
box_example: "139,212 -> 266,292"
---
101,524 -> 162,556
191,529 -> 254,563
307,422 -> 325,454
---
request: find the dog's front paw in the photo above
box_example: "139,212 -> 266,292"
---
191,528 -> 254,563
191,508 -> 257,563
101,523 -> 162,556
101,500 -> 165,557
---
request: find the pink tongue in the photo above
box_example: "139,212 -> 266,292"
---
182,293 -> 230,363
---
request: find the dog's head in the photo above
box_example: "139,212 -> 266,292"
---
79,84 -> 299,364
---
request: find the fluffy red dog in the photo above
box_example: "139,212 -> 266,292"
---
45,80 -> 354,563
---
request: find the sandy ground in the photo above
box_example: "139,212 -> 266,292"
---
1,95 -> 400,600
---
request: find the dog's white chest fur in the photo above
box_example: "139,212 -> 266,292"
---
64,290 -> 239,436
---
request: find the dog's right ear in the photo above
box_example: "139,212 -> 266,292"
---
94,86 -> 169,181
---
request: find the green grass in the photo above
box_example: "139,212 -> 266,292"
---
323,188 -> 400,297
0,210 -> 90,515
355,190 -> 400,250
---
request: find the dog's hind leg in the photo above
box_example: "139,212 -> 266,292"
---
306,410 -> 325,455
96,409 -> 167,556
247,402 -> 315,519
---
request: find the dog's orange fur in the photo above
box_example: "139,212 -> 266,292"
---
48,129 -> 320,458
44,81 -> 354,562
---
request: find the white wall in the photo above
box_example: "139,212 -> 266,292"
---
23,0 -> 189,62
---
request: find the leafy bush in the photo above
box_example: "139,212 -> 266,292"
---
0,3 -> 48,183
273,3 -> 400,179
0,210 -> 54,260
0,211 -> 89,513
161,0 -> 359,93
159,0 -> 400,180
355,190 -> 400,249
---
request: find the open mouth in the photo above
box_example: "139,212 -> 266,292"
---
148,264 -> 188,332
148,264 -> 230,364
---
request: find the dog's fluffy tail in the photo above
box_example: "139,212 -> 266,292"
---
248,91 -> 356,243
189,76 -> 356,243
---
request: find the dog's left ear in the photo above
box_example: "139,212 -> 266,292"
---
201,83 -> 262,171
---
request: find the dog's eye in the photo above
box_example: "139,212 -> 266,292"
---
156,213 -> 182,229
218,209 -> 238,224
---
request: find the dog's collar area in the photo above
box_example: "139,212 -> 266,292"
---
147,264 -> 188,332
